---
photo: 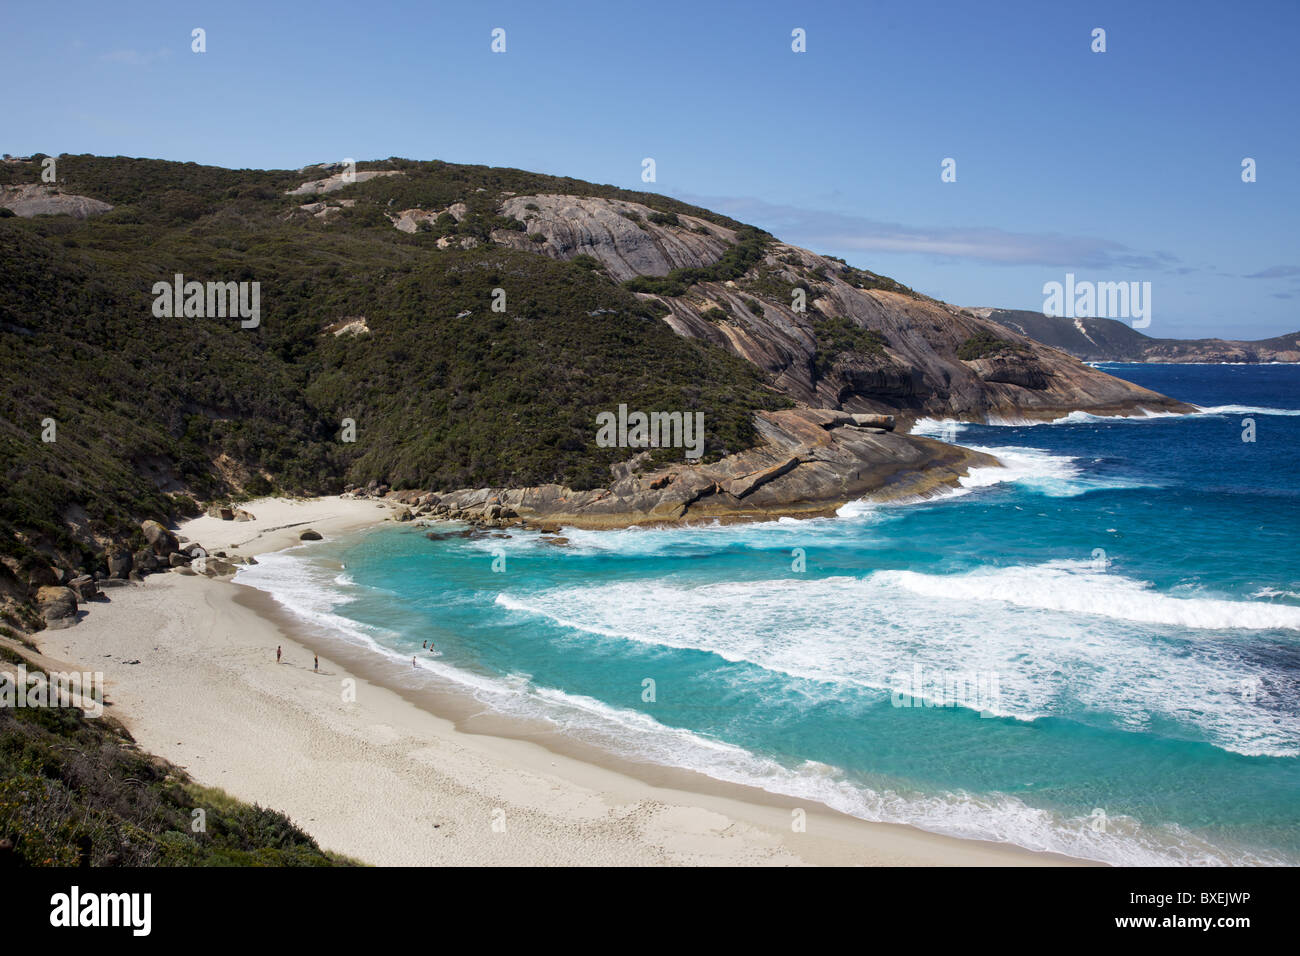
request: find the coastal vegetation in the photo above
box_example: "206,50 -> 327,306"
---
0,646 -> 350,865
813,316 -> 888,378
957,331 -> 1024,360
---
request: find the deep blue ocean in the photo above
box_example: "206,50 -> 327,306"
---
238,364 -> 1300,865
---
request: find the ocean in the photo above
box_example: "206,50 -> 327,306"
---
235,363 -> 1300,866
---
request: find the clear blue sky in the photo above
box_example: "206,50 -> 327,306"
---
3,0 -> 1297,338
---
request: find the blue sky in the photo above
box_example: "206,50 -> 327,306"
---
3,0 -> 1297,338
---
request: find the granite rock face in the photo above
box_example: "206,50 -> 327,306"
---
0,184 -> 112,218
285,170 -> 403,196
656,246 -> 1190,424
482,201 -> 1191,424
493,195 -> 735,281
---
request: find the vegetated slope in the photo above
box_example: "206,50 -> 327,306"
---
0,155 -> 785,625
0,642 -> 352,865
976,307 -> 1300,364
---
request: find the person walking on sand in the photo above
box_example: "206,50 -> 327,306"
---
276,645 -> 282,664
412,656 -> 416,668
314,654 -> 318,672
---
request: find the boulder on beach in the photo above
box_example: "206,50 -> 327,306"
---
68,575 -> 99,601
141,519 -> 179,555
24,562 -> 59,589
132,549 -> 160,572
201,558 -> 238,577
299,529 -> 322,541
36,585 -> 77,628
107,550 -> 133,579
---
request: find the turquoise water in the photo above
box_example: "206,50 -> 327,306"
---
237,364 -> 1300,865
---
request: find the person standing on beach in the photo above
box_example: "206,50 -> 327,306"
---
276,645 -> 282,664
314,654 -> 318,672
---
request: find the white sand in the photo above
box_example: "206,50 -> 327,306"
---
31,496 -> 1077,866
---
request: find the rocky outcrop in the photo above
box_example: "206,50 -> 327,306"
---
323,317 -> 370,337
297,198 -> 355,220
285,170 -> 403,196
299,529 -> 322,541
391,202 -> 467,233
492,195 -> 734,281
0,184 -> 112,218
965,355 -> 1051,390
396,408 -> 997,529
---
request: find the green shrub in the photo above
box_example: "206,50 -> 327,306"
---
812,316 -> 888,378
957,331 -> 1020,360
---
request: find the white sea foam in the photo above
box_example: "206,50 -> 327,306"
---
879,439 -> 1148,500
238,547 -> 1295,865
503,684 -> 1276,866
913,405 -> 1300,433
494,565 -> 1300,759
878,560 -> 1300,631
1251,587 -> 1300,601
1192,404 -> 1300,417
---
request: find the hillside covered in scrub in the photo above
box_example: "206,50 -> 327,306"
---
0,640 -> 352,865
0,154 -> 1190,628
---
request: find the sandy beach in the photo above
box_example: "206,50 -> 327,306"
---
30,496 -> 1080,866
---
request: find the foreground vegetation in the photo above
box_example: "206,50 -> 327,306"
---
0,646 -> 351,865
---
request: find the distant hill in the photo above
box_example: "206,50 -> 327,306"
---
973,308 -> 1300,363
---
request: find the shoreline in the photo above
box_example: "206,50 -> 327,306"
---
37,496 -> 1087,866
